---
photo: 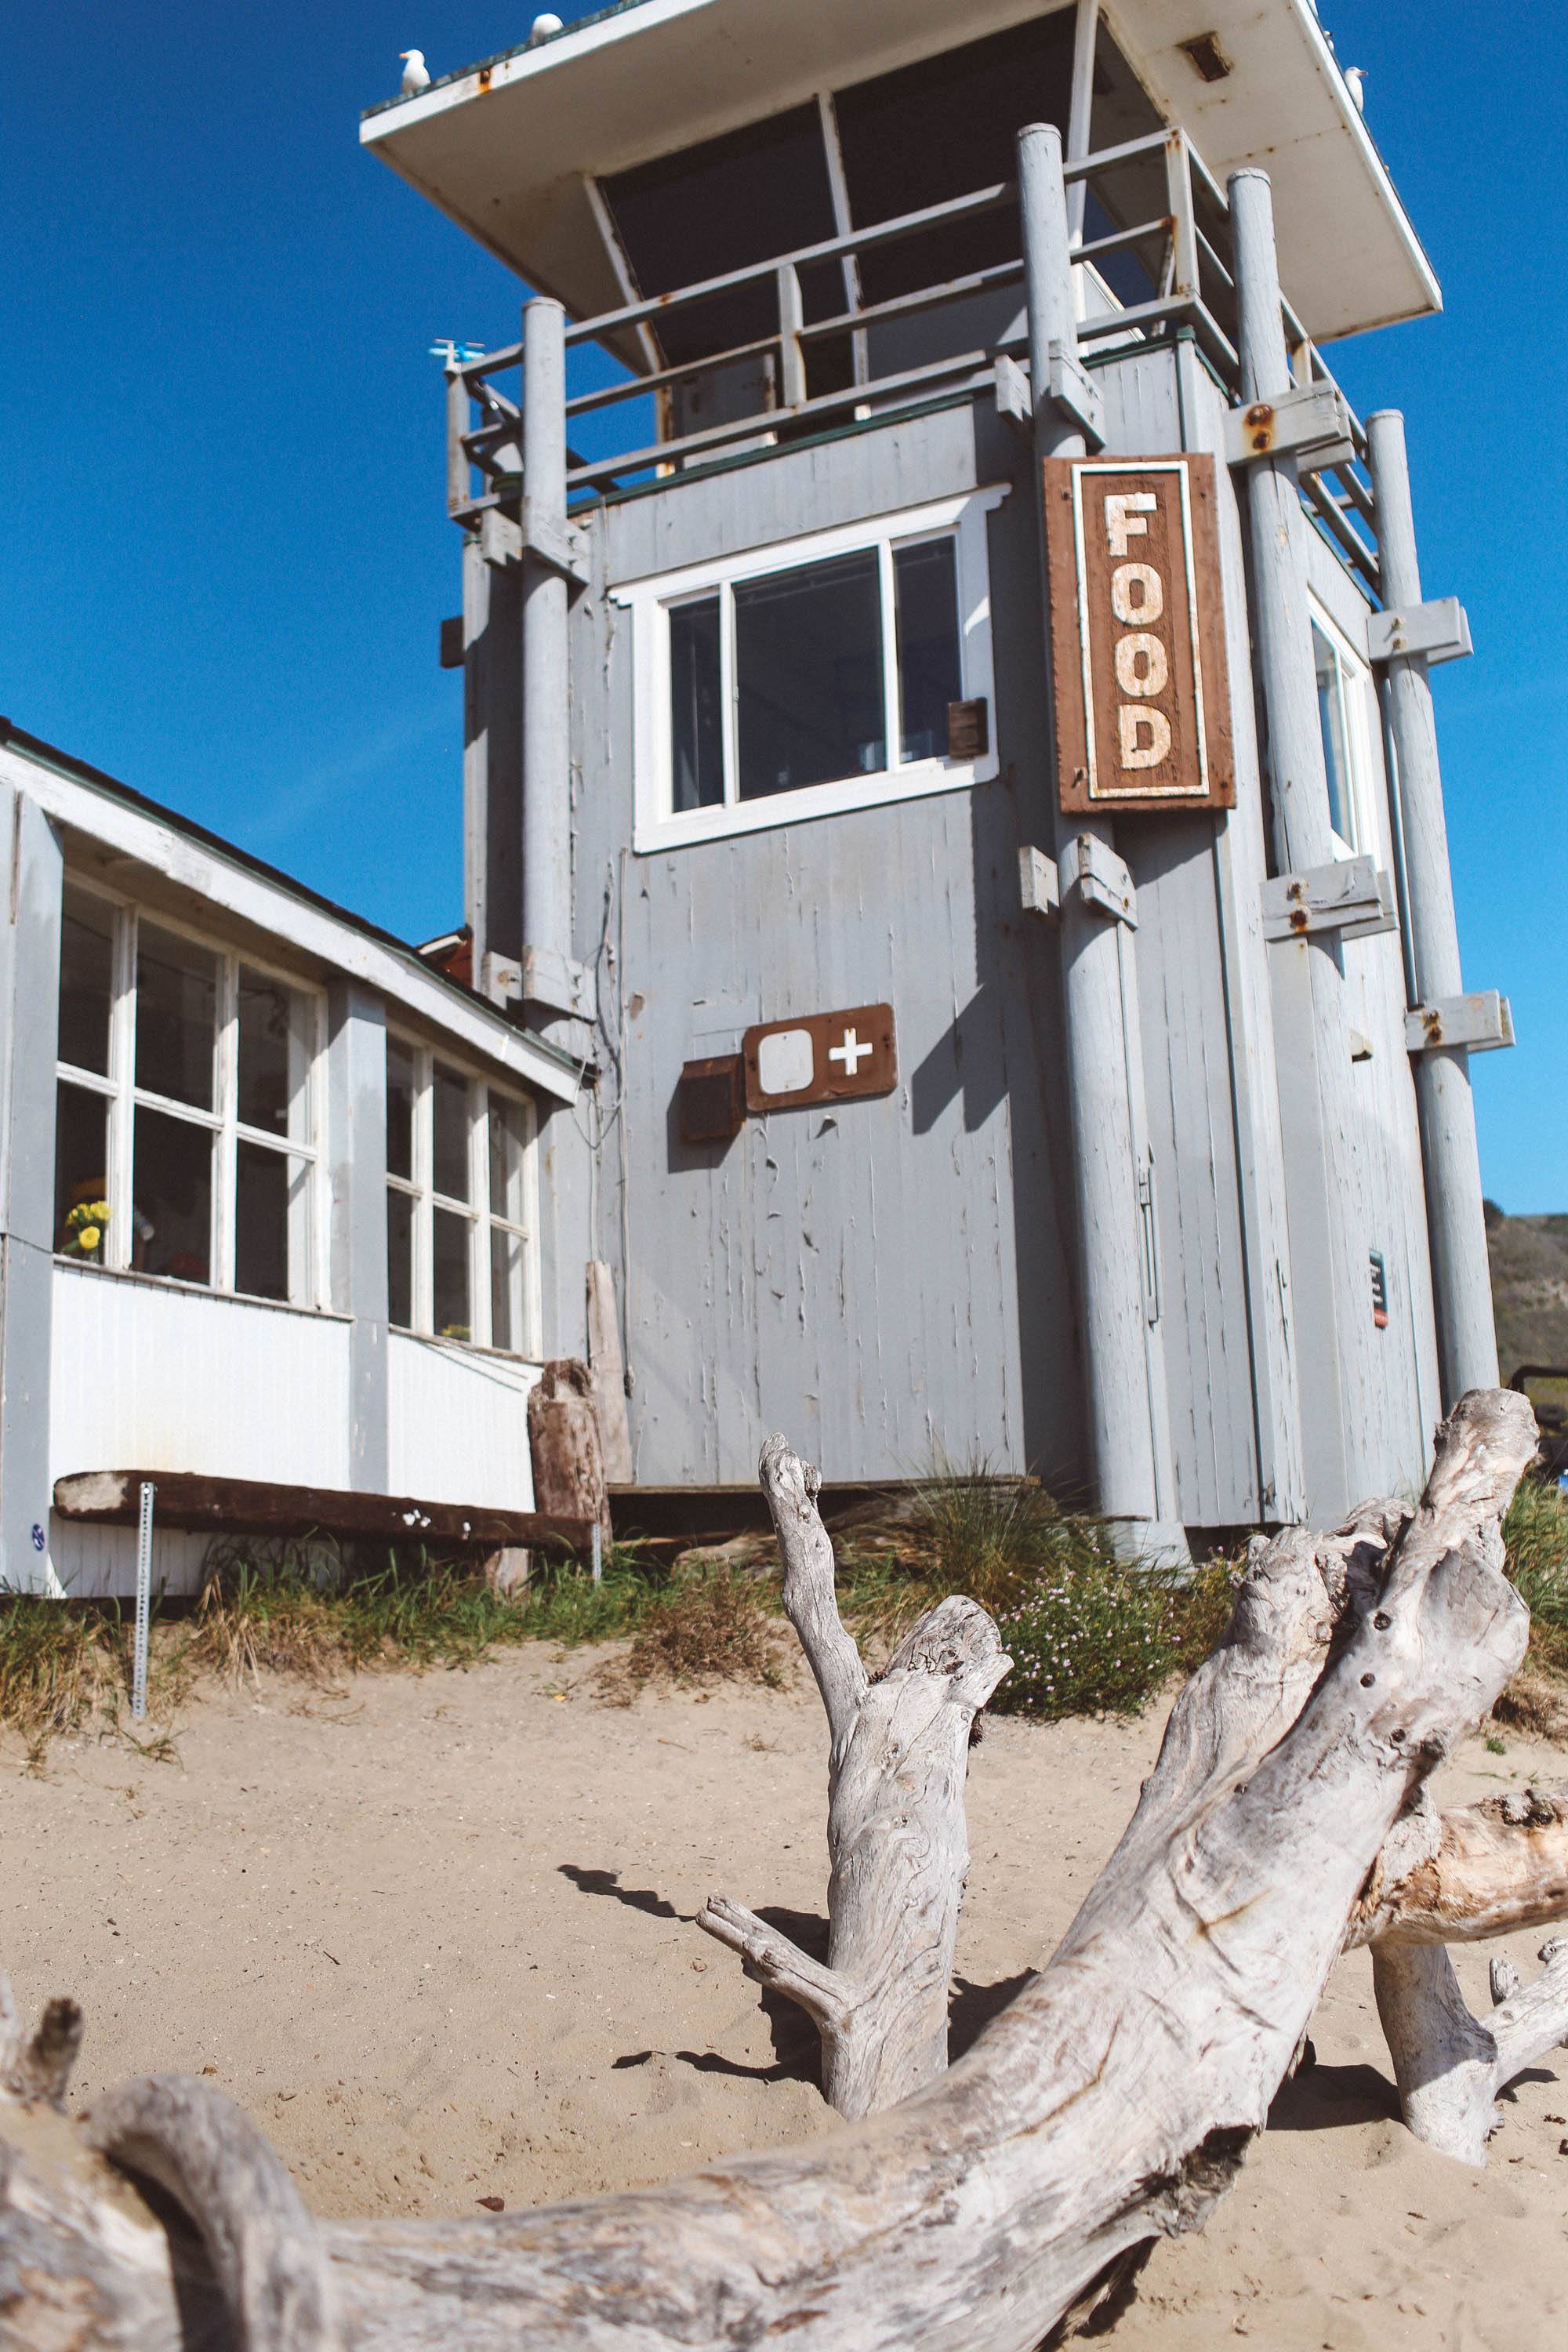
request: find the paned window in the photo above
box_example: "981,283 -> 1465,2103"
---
622,489 -> 1004,850
384,1037 -> 537,1354
53,883 -> 321,1304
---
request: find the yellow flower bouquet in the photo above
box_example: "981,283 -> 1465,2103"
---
64,1199 -> 111,1258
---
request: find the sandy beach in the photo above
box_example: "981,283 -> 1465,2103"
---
2,1646 -> 1564,2347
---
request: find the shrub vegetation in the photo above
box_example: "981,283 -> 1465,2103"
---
5,1462 -> 1565,1759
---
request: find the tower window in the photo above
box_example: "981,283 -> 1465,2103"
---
619,488 -> 1004,851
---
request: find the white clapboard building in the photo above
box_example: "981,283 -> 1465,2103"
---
359,0 -> 1511,1552
0,724 -> 588,1596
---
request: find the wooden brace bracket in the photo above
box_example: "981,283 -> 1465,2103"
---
1405,989 -> 1515,1056
1367,596 -> 1472,666
517,942 -> 597,1023
480,505 -> 590,593
1067,833 -> 1137,926
993,346 -> 1105,451
1225,382 -> 1356,474
1018,843 -> 1061,920
1047,339 -> 1105,449
1263,854 -> 1396,942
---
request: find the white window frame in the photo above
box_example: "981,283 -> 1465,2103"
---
1309,595 -> 1377,860
384,1034 -> 541,1358
617,486 -> 1008,852
53,877 -> 328,1308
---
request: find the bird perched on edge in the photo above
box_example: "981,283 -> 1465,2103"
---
400,49 -> 431,96
1343,66 -> 1367,111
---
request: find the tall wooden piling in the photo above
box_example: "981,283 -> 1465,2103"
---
1366,408 -> 1497,1399
1018,122 -> 1179,1552
521,296 -> 572,1006
1230,167 -> 1375,1517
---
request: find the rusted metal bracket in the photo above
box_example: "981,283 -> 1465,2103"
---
1367,595 -> 1472,666
1262,854 -> 1396,942
1067,833 -> 1137,927
1018,843 -> 1062,919
992,346 -> 1104,450
1404,989 -> 1515,1055
1225,382 -> 1356,475
479,505 -> 590,592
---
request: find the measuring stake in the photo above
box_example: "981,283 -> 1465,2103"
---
131,1480 -> 154,1719
591,1520 -> 603,1585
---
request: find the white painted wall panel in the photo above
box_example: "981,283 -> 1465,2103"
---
49,1265 -> 352,1489
48,1521 -> 212,1602
386,1334 -> 539,1509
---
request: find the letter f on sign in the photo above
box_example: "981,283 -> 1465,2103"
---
1105,491 -> 1157,558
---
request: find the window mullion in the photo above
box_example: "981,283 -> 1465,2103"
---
720,582 -> 739,807
214,957 -> 238,1291
878,536 -> 901,771
109,909 -> 136,1272
472,1083 -> 492,1349
523,1097 -> 542,1359
416,1053 -> 434,1334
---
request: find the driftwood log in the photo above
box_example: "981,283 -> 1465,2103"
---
699,1436 -> 1011,2116
4,1389 -> 1568,2352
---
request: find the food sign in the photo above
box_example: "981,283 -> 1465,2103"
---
1044,454 -> 1234,813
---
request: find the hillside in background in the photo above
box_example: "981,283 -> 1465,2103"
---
1487,1205 -> 1568,1380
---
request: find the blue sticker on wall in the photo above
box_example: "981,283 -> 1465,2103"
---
30,1524 -> 45,1552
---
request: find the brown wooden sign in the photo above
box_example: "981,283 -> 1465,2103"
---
742,1004 -> 897,1113
1044,453 -> 1234,813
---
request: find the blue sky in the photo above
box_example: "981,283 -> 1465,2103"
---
2,3 -> 1563,1207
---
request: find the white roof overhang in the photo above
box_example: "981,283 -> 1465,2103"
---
361,0 -> 1439,346
1,739 -> 583,1105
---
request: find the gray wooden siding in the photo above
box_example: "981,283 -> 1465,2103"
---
514,359 -> 1444,1519
568,405 -> 1087,1489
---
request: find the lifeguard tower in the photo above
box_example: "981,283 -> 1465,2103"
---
362,0 -> 1508,1547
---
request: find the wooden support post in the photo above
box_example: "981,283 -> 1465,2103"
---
1365,408 -> 1498,1403
445,364 -> 470,517
1018,122 -> 1181,1554
1229,168 -> 1376,1519
325,982 -> 390,1493
1063,0 -> 1098,249
0,785 -> 63,1595
521,296 -> 573,1027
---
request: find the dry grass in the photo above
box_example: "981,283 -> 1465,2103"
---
8,1463 -> 1562,1763
597,1566 -> 789,1703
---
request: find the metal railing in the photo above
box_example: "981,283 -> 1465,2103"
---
441,124 -> 1381,596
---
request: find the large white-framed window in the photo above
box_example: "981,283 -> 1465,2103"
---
53,879 -> 325,1306
1311,597 -> 1378,858
618,488 -> 1007,851
384,1035 -> 540,1357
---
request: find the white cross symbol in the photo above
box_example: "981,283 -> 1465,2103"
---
829,1027 -> 871,1077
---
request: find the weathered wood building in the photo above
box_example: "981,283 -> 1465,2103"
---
361,0 -> 1508,1550
0,726 -> 583,1595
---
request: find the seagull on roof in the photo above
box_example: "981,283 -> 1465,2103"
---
1344,66 -> 1367,111
400,49 -> 431,96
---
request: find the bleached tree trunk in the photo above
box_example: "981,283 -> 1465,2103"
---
3,1390 -> 1566,2352
1345,1780 -> 1568,2161
699,1436 -> 1011,2117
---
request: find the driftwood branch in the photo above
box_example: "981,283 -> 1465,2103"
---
699,1436 -> 1011,2116
1,1388 -> 1555,2350
1346,1780 -> 1568,2161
